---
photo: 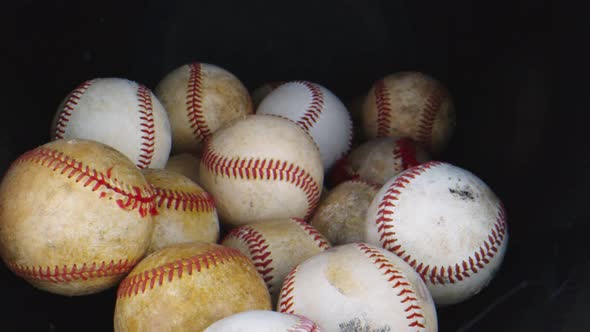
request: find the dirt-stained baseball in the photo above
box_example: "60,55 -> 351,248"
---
221,217 -> 331,305
364,161 -> 508,305
141,168 -> 219,253
50,78 -> 172,169
278,242 -> 438,331
361,71 -> 456,155
204,310 -> 321,332
164,153 -> 201,184
256,81 -> 352,171
0,139 -> 156,296
155,62 -> 253,155
114,242 -> 271,331
198,114 -> 324,227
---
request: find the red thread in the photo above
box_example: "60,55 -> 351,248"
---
393,138 -> 420,171
294,81 -> 324,132
54,80 -> 93,140
152,186 -> 216,212
288,314 -> 321,332
290,217 -> 330,250
8,258 -> 138,283
136,85 -> 156,169
374,79 -> 392,137
278,265 -> 299,314
15,147 -> 157,217
416,86 -> 446,150
117,246 -> 244,298
357,243 -> 426,330
201,139 -> 321,220
186,63 -> 211,141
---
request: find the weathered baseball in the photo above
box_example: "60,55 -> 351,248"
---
251,81 -> 285,109
345,93 -> 367,147
204,310 -> 321,332
365,161 -> 508,305
310,180 -> 380,246
221,217 -> 331,305
0,139 -> 156,296
277,242 -> 438,331
51,78 -> 172,169
329,137 -> 431,187
256,81 -> 352,171
141,168 -> 219,253
198,114 -> 324,226
164,152 -> 201,184
114,242 -> 272,331
155,62 -> 253,155
361,71 -> 456,155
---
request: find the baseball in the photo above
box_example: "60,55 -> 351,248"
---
364,161 -> 508,305
256,81 -> 352,171
198,114 -> 324,226
164,152 -> 201,184
251,81 -> 285,109
114,242 -> 272,331
155,62 -> 253,155
328,137 -> 431,187
51,77 -> 172,169
204,310 -> 320,332
0,139 -> 156,296
277,242 -> 438,331
141,168 -> 219,253
221,217 -> 331,305
361,71 -> 456,155
310,180 -> 379,246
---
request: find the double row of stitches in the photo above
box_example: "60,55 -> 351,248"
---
16,147 -> 157,217
393,138 -> 420,171
295,81 -> 324,132
356,243 -> 427,330
117,247 -> 243,298
9,258 -> 139,283
201,139 -> 321,220
278,265 -> 299,313
136,85 -> 156,169
152,187 -> 216,212
290,217 -> 330,250
287,315 -> 320,332
225,226 -> 275,288
374,79 -> 393,137
415,85 -> 447,150
54,80 -> 94,140
186,63 -> 211,141
375,161 -> 507,285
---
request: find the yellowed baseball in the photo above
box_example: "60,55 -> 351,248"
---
198,114 -> 324,226
114,242 -> 272,331
141,168 -> 219,253
310,180 -> 380,246
361,71 -> 456,155
221,217 -> 331,305
155,62 -> 253,155
0,139 -> 156,296
164,152 -> 201,184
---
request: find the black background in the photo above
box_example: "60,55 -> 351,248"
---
1,0 -> 589,331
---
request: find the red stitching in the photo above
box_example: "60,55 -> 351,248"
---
374,79 -> 392,137
289,217 -> 330,250
294,81 -> 324,132
8,258 -> 139,283
136,85 -> 156,169
223,226 -> 275,290
375,161 -> 508,286
201,139 -> 321,220
116,246 -> 245,298
54,80 -> 93,140
416,86 -> 446,150
356,243 -> 426,330
15,147 -> 157,217
393,138 -> 420,171
186,63 -> 211,141
278,265 -> 299,314
152,186 -> 216,212
287,314 -> 321,332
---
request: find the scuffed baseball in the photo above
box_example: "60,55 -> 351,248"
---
164,153 -> 201,184
361,71 -> 456,155
221,217 -> 331,305
51,78 -> 172,169
256,81 -> 352,171
114,242 -> 271,331
141,168 -> 219,253
365,161 -> 508,305
251,81 -> 285,109
0,139 -> 156,296
155,62 -> 253,155
310,180 -> 380,246
198,114 -> 324,227
277,242 -> 438,331
204,310 -> 321,332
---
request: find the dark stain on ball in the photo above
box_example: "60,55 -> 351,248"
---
338,317 -> 392,332
449,186 -> 475,201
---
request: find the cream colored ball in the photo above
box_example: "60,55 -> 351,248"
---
204,310 -> 321,332
164,153 -> 201,184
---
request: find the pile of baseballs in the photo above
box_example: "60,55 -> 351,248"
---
0,62 -> 508,331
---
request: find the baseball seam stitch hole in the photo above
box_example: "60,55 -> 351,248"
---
136,85 -> 156,169
186,63 -> 211,141
278,265 -> 298,314
416,85 -> 446,151
54,80 -> 93,140
374,79 -> 392,138
152,186 -> 216,212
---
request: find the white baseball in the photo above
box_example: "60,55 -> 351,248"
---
204,310 -> 321,332
256,81 -> 352,171
277,242 -> 438,331
51,78 -> 172,169
364,161 -> 508,305
251,81 -> 285,109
